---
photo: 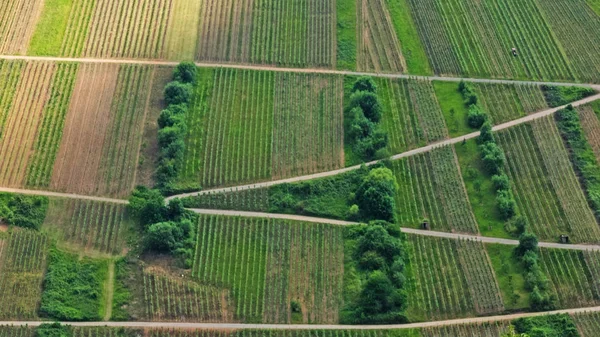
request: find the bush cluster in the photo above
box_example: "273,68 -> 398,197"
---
555,105 -> 600,220
348,77 -> 388,160
355,167 -> 398,223
156,62 -> 196,193
128,186 -> 197,267
459,81 -> 488,128
36,323 -> 72,337
341,221 -> 408,324
516,232 -> 556,311
542,85 -> 596,108
0,193 -> 48,230
513,314 -> 578,337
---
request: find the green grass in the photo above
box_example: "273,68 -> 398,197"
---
433,81 -> 473,137
336,0 -> 357,70
385,0 -> 432,75
454,140 -> 510,239
485,244 -> 529,311
28,0 -> 74,56
587,0 -> 600,16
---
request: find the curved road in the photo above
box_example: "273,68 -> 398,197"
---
1,305 -> 599,330
169,93 -> 600,201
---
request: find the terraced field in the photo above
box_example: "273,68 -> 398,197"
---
497,118 -> 600,243
406,235 -> 503,321
393,145 -> 478,233
193,215 -> 344,324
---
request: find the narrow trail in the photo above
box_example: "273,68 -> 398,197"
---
169,93 -> 600,201
1,54 -> 599,90
0,187 -> 127,204
2,305 -> 599,330
103,260 -> 115,322
189,209 -> 600,251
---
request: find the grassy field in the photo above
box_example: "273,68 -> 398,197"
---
578,105 -> 600,162
43,198 -> 130,255
378,78 -> 448,154
406,235 -> 503,321
393,145 -> 478,233
197,0 -> 335,68
497,119 -> 600,243
193,215 -> 344,323
486,244 -> 530,311
539,248 -> 600,309
0,229 -> 49,319
335,0 -> 357,70
27,0 -> 74,56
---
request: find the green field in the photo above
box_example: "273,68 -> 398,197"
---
486,244 -> 530,310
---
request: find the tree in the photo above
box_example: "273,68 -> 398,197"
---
480,142 -> 506,175
158,104 -> 187,128
128,187 -> 167,227
164,81 -> 192,105
146,221 -> 184,252
497,189 -> 516,219
467,105 -> 487,128
173,62 -> 197,83
356,225 -> 403,264
492,173 -> 510,191
356,168 -> 398,222
352,76 -> 377,93
357,270 -> 398,314
478,121 -> 495,144
501,326 -> 529,337
350,91 -> 383,122
516,231 -> 539,256
36,323 -> 72,337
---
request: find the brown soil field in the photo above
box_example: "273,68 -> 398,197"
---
0,61 -> 56,188
50,63 -> 119,195
0,0 -> 44,54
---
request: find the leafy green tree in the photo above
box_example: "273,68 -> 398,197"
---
158,104 -> 187,128
516,231 -> 539,256
480,142 -> 506,175
497,189 -> 516,220
478,121 -> 495,144
357,270 -> 404,315
467,104 -> 488,128
128,187 -> 167,227
492,173 -> 510,191
36,323 -> 72,337
164,81 -> 192,105
356,168 -> 398,222
356,225 -> 403,264
350,91 -> 383,122
173,62 -> 197,83
352,76 -> 377,93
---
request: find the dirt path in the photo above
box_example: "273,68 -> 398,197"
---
0,187 -> 127,204
0,54 -> 599,90
169,93 -> 600,201
103,260 -> 115,321
188,209 -> 600,251
2,305 -> 599,329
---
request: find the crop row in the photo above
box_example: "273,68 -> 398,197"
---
378,78 -> 448,154
61,0 -> 173,59
0,0 -> 42,54
407,235 -> 475,321
195,69 -> 274,188
474,83 -> 547,124
572,311 -> 600,337
0,326 -> 34,337
0,61 -> 56,188
43,198 -> 128,255
272,73 -> 344,179
577,106 -> 600,161
25,62 -> 78,188
147,330 -> 397,337
143,271 -> 233,322
186,188 -> 269,212
497,121 -> 600,243
422,321 -> 509,337
0,60 -> 24,138
356,0 -> 406,72
0,229 -> 48,319
72,327 -> 135,337
192,215 -> 344,323
393,145 -> 478,233
539,248 -> 600,308
197,0 -> 335,68
536,0 -> 600,83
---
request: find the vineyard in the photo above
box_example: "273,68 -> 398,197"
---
58,0 -> 173,59
193,215 -> 344,323
393,145 -> 478,233
421,321 -> 509,337
572,311 -> 600,337
146,330 -> 420,337
196,0 -> 335,68
0,229 -> 48,319
497,119 -> 600,243
474,83 -> 548,124
271,73 -> 344,179
577,105 -> 600,161
183,188 -> 269,212
539,248 -> 600,308
406,235 -> 503,321
51,64 -> 153,198
378,78 -> 448,154
142,270 -> 234,322
357,0 -> 406,72
536,0 -> 600,83
0,327 -> 34,337
43,198 -> 129,255
0,0 -> 43,54
405,0 -> 577,81
164,0 -> 201,60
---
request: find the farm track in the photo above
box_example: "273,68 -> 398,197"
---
0,54 -> 599,89
2,305 -> 600,329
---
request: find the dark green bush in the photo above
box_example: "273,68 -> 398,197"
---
513,314 -> 579,337
0,193 -> 48,230
467,105 -> 488,128
491,173 -> 510,191
542,85 -> 596,107
164,81 -> 192,106
478,121 -> 495,144
128,186 -> 167,227
496,189 -> 516,220
350,91 -> 383,122
356,167 -> 398,222
480,142 -> 506,175
36,323 -> 72,337
352,76 -> 377,93
173,62 -> 197,83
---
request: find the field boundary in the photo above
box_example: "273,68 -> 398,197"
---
0,55 -> 599,89
1,305 -> 600,330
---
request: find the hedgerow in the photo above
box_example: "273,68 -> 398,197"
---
542,85 -> 596,108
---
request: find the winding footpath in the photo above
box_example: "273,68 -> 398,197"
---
1,305 -> 600,330
168,92 -> 600,200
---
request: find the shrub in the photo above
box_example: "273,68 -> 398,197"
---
352,76 -> 377,93
173,62 -> 197,83
542,85 -> 596,108
356,168 -> 398,222
516,231 -> 539,256
0,194 -> 49,230
480,142 -> 506,175
478,121 -> 495,144
467,105 -> 488,128
496,189 -> 516,220
459,81 -> 478,106
164,81 -> 192,105
492,173 -> 510,191
36,323 -> 72,337
128,186 -> 167,227
350,91 -> 383,122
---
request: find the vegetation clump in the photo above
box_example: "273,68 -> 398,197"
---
459,81 -> 488,128
35,323 -> 72,337
348,77 -> 389,160
0,193 -> 48,230
513,314 -> 578,337
341,221 -> 408,324
542,85 -> 596,108
515,232 -> 556,311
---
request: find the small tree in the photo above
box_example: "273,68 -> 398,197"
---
492,173 -> 510,192
350,91 -> 383,122
480,142 -> 506,175
478,121 -> 495,144
496,189 -> 516,220
128,187 -> 167,227
516,231 -> 539,256
164,81 -> 192,105
356,168 -> 398,222
173,62 -> 197,83
467,105 -> 487,128
352,76 -> 377,93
